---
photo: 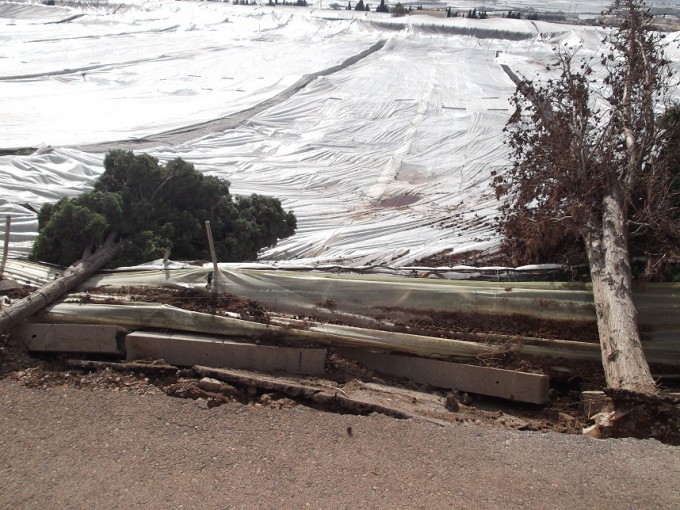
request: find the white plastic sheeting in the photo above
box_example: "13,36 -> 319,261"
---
4,259 -> 678,364
1,2 -> 679,265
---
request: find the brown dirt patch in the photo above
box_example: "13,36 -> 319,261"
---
1,281 -> 37,300
598,389 -> 680,444
379,193 -> 421,208
386,308 -> 599,343
413,249 -> 509,267
3,330 -> 679,442
85,285 -> 270,323
0,338 -> 588,436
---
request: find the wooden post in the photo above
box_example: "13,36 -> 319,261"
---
0,215 -> 10,279
204,220 -> 219,295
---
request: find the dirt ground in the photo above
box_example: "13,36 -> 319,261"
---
1,284 -> 680,507
1,376 -> 679,509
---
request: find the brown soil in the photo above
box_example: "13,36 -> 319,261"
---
413,249 -> 509,267
84,285 -> 270,323
386,307 -> 600,343
412,249 -> 592,281
0,334 -> 587,436
2,283 -> 37,300
379,193 -> 421,207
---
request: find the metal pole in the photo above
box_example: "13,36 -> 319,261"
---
0,216 -> 10,279
204,220 -> 219,295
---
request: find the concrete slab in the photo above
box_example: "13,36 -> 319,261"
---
15,323 -> 123,355
338,348 -> 550,404
125,330 -> 326,376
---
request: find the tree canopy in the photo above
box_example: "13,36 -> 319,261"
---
376,0 -> 389,13
391,2 -> 407,16
31,150 -> 297,267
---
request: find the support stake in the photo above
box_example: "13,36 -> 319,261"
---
0,215 -> 10,279
204,220 -> 219,295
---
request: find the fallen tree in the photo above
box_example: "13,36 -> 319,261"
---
494,0 -> 679,394
0,233 -> 118,334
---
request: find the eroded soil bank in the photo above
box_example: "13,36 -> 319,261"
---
3,283 -> 680,441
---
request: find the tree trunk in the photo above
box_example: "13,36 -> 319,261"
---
0,233 -> 118,334
583,184 -> 657,394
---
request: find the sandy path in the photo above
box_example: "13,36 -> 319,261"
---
1,379 -> 678,509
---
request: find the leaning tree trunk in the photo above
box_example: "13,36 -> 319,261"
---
0,233 -> 118,334
583,184 -> 657,395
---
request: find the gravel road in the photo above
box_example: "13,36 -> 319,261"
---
1,379 -> 678,509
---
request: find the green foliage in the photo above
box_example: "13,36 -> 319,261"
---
114,230 -> 173,266
33,191 -> 123,267
31,150 -> 296,267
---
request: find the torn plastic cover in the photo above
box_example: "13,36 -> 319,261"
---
4,260 -> 678,362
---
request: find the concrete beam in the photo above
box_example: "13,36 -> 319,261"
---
339,348 -> 550,404
125,330 -> 326,376
15,323 -> 123,355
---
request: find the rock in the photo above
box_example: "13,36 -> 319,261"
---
445,392 -> 460,412
207,397 -> 225,409
198,377 -> 223,392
